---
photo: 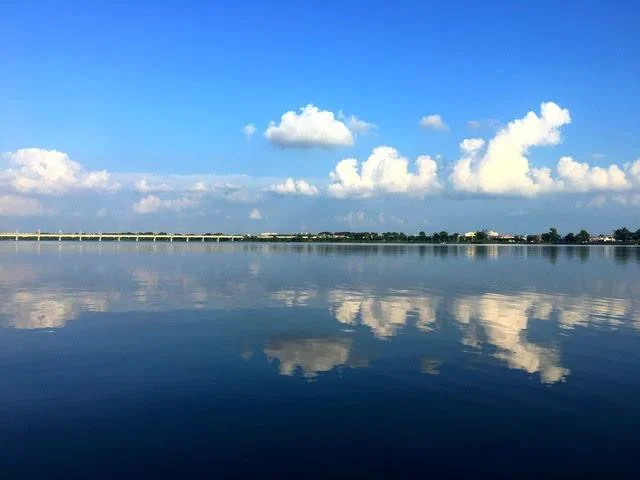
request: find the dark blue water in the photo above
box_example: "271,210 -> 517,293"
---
1,243 -> 639,477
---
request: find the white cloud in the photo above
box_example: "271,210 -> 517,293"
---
628,158 -> 640,185
264,104 -> 354,148
1,148 -> 117,195
328,146 -> 440,198
132,194 -> 198,214
134,179 -> 173,194
556,156 -> 630,192
0,195 -> 45,216
337,111 -> 376,135
592,152 -> 607,160
346,115 -> 376,134
243,123 -> 256,138
112,173 -> 266,204
249,208 -> 262,220
459,138 -> 485,155
189,181 -> 208,192
450,102 -> 571,196
268,178 -> 318,196
419,114 -> 448,131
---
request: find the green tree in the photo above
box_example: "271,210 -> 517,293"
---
475,231 -> 488,242
614,227 -> 632,243
549,228 -> 561,244
577,229 -> 590,244
564,232 -> 576,244
439,231 -> 449,243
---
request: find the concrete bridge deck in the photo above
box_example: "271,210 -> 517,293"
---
0,232 -> 245,242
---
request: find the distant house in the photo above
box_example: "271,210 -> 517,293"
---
464,232 -> 476,239
590,235 -> 615,243
498,234 -> 516,242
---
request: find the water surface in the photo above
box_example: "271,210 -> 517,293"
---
1,243 -> 639,476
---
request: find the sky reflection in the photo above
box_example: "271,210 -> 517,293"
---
1,242 -> 639,384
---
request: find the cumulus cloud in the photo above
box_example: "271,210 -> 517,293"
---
1,148 -> 117,195
249,208 -> 262,220
0,195 -> 46,216
419,114 -> 448,131
328,146 -> 440,198
556,156 -> 630,192
267,178 -> 318,196
134,179 -> 173,194
450,102 -> 571,196
264,104 -> 354,148
243,123 -> 256,138
132,194 -> 198,214
459,138 -> 486,155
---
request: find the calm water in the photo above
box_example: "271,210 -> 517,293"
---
1,243 -> 639,477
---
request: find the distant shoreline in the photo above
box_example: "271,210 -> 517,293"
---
1,229 -> 639,245
1,237 -> 638,247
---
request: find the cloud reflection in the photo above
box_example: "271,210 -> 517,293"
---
1,291 -> 108,329
264,337 -> 354,379
328,289 -> 439,339
2,243 -> 640,385
450,293 -> 570,383
269,288 -> 318,307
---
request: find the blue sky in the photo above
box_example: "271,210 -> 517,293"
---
1,0 -> 639,233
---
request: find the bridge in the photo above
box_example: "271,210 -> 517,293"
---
0,232 -> 245,242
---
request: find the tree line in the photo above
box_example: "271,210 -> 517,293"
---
280,227 -> 640,244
